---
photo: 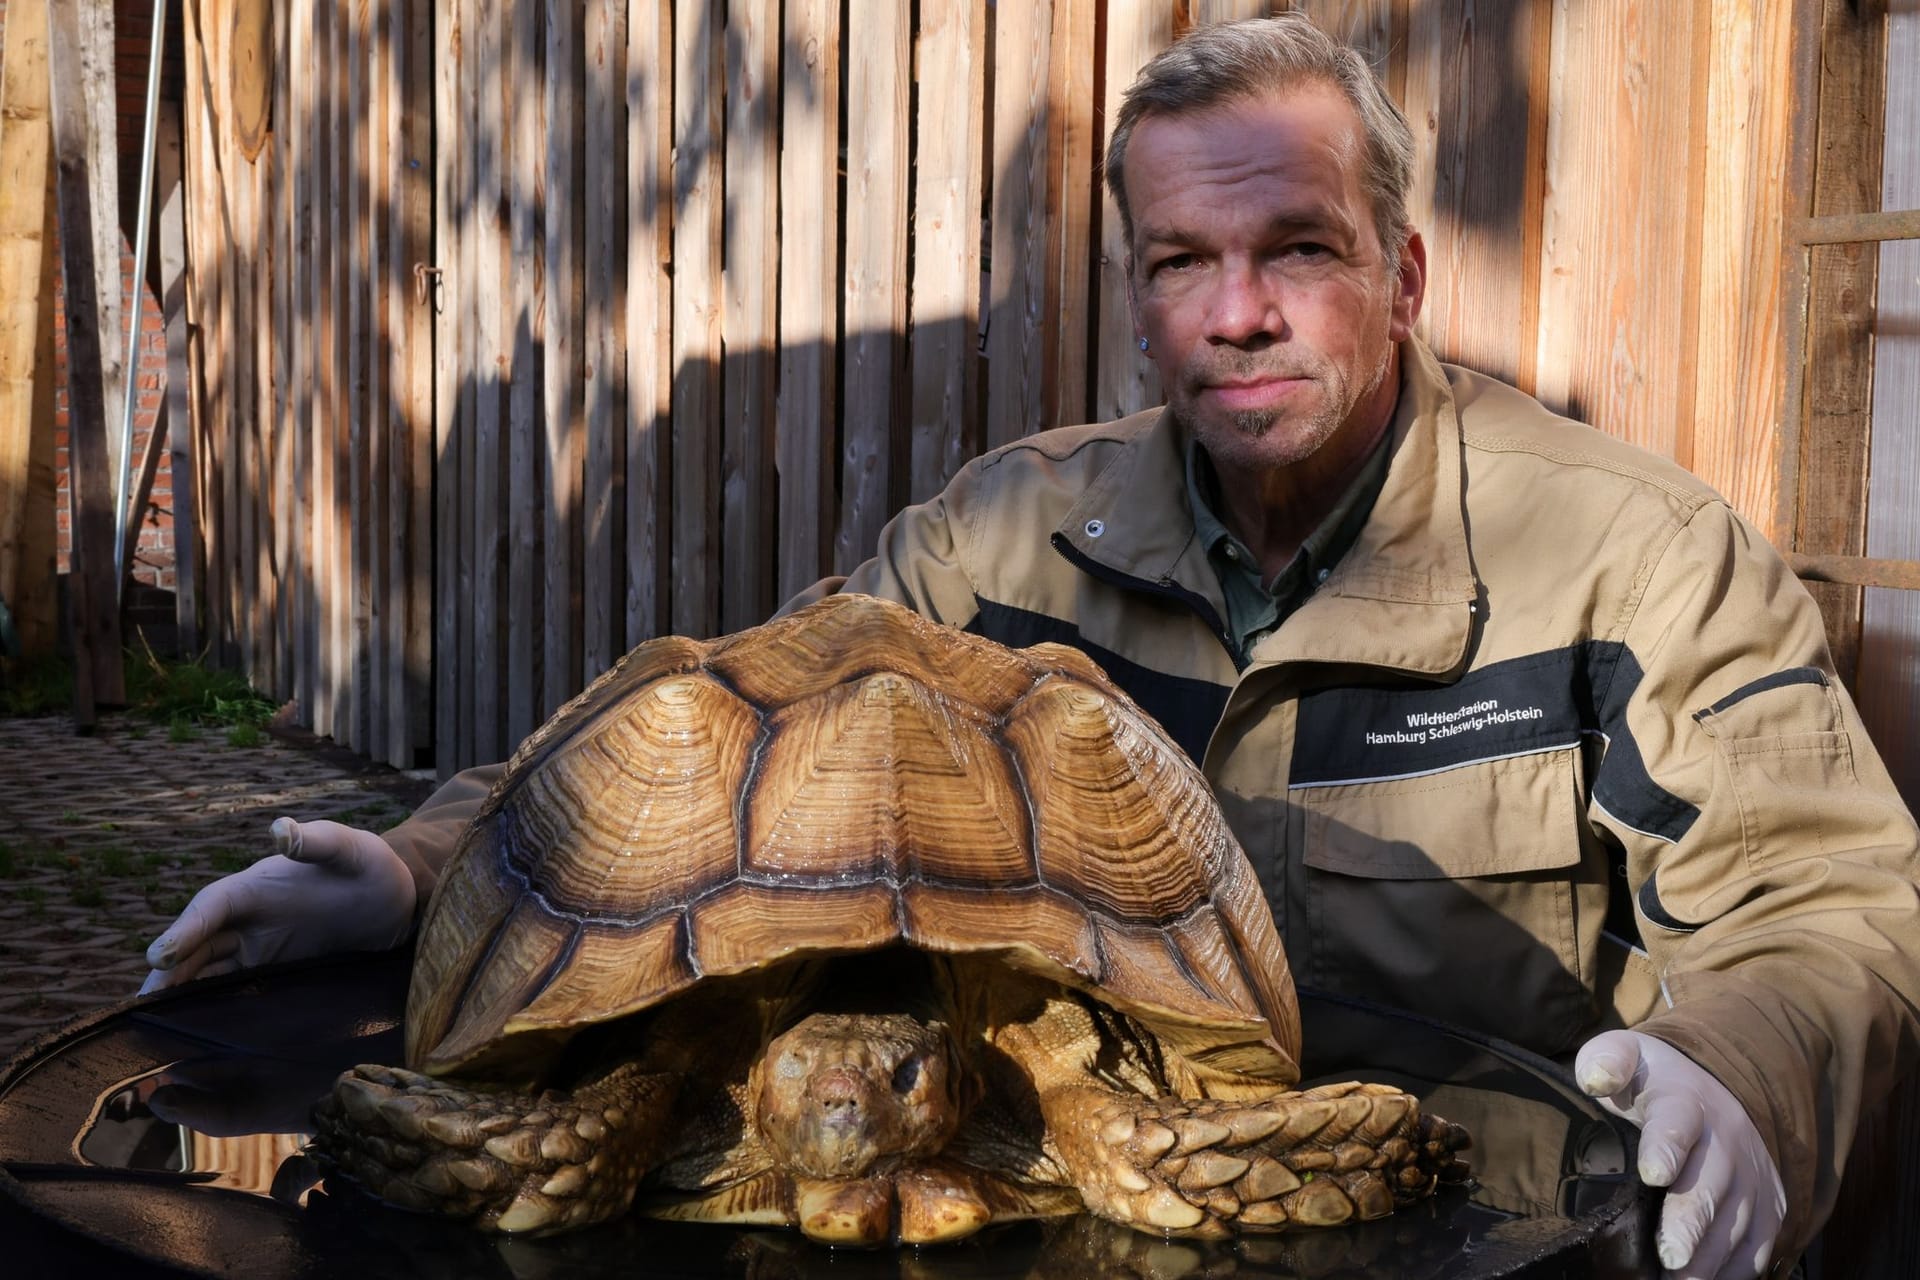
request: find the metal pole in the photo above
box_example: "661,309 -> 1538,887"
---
116,0 -> 167,597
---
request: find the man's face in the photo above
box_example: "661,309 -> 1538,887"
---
1125,84 -> 1424,473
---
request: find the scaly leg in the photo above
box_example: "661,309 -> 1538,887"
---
1044,1079 -> 1470,1239
311,1060 -> 678,1234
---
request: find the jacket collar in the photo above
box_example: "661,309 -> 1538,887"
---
1053,337 -> 1479,681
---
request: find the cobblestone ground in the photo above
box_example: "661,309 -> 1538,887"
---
0,713 -> 437,1062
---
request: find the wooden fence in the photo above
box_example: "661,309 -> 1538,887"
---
178,0 -> 1794,774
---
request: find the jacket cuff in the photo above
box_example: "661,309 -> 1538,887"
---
379,762 -> 508,923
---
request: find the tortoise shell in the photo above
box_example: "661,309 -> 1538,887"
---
405,593 -> 1302,1088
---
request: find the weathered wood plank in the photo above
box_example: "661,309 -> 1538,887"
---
624,0 -> 668,650
20,155 -> 63,659
583,0 -> 624,674
1094,2 -> 1171,423
328,0 -> 352,739
1045,0 -> 1095,430
1295,0 -> 1394,69
670,0 -> 722,635
909,0 -> 984,501
0,0 -> 58,658
987,0 -> 1054,448
345,0 -> 373,753
290,0 -> 315,725
46,0 -> 126,715
1793,0 -> 1885,683
1535,0 -> 1702,457
434,0 -> 465,772
1687,0 -> 1788,537
721,0 -> 778,631
72,0 -> 127,533
470,0 -> 506,763
506,0 -> 543,749
545,0 -> 582,713
1404,0 -> 1550,390
775,0 -> 839,604
835,1 -> 909,573
388,0 -> 432,765
267,0 -> 292,701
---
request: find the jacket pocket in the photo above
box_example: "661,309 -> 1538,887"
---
1295,747 -> 1596,1054
1691,669 -> 1857,873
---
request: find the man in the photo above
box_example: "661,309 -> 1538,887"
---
142,16 -> 1919,1279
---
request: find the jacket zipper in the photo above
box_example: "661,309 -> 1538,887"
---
1048,532 -> 1240,665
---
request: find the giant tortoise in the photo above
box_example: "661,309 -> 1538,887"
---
312,593 -> 1469,1245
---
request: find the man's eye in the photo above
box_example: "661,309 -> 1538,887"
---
1156,253 -> 1198,273
1285,242 -> 1331,259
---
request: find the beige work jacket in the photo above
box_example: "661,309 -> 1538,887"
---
386,340 -> 1920,1266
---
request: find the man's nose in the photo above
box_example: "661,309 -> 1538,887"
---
1206,260 -> 1282,347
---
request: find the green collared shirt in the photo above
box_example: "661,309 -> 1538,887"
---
1185,431 -> 1392,666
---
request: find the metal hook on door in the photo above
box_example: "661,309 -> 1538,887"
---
413,263 -> 444,313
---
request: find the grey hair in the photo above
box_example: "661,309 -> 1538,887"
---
1105,14 -> 1415,266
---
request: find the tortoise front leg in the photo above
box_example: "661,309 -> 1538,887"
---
312,1060 -> 678,1234
1044,1080 -> 1470,1238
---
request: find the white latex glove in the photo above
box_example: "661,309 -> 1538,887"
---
140,817 -> 417,994
1576,1029 -> 1787,1279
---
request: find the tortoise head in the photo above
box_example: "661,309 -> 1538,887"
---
753,1012 -> 965,1179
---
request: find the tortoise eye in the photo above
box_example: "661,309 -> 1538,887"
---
890,1057 -> 923,1094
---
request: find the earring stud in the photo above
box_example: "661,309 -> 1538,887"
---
1138,337 -> 1150,352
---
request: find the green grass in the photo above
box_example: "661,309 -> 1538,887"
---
1,643 -> 277,733
17,885 -> 46,916
96,846 -> 133,877
226,723 -> 264,748
167,716 -> 200,743
207,847 -> 253,874
69,878 -> 104,908
0,842 -> 14,878
0,653 -> 73,717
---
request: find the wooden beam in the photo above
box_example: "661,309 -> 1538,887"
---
157,105 -> 196,657
0,0 -> 59,658
670,0 -> 722,634
46,0 -> 128,715
1793,0 -> 1886,686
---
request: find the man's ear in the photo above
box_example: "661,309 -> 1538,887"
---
1390,230 -> 1427,342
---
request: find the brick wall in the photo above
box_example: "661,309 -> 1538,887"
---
4,0 -> 180,593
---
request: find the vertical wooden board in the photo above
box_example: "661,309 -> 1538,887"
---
75,0 -> 126,519
1404,0 -> 1550,389
775,0 -> 839,604
1795,0 -> 1884,678
1686,0 -> 1788,531
455,0 -> 482,769
1094,2 -> 1172,423
583,0 -> 625,674
46,0 -> 126,710
1534,0 -> 1701,457
1045,0 -> 1094,430
364,0 -> 393,760
289,0 -> 312,720
347,0 -> 373,754
910,0 -> 985,502
434,0 -> 465,773
0,0 -> 55,651
670,0 -> 722,635
162,129 -> 199,659
546,0 -> 582,715
402,0 -> 435,762
506,0 -> 544,750
1294,0 -> 1393,68
269,0 -> 293,701
1859,6 -> 1920,804
835,1 -> 908,573
21,151 -> 63,658
330,0 -> 354,740
987,0 -> 1054,448
624,0 -> 668,653
470,0 -> 506,764
1192,0 -> 1271,26
720,0 -> 778,631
